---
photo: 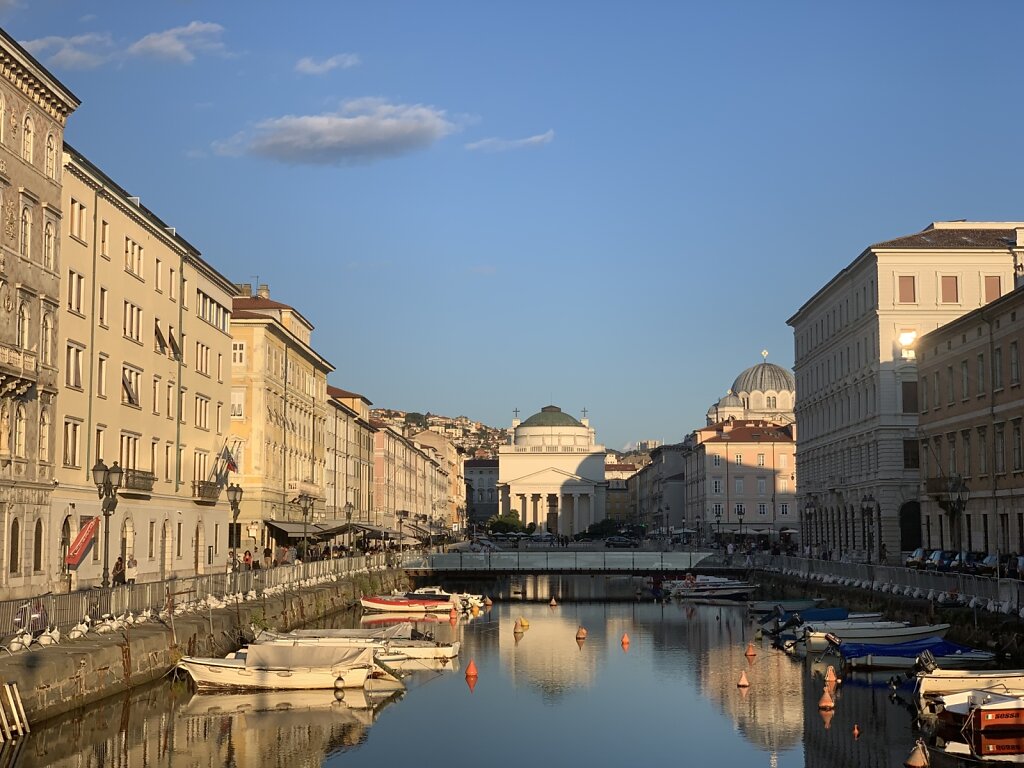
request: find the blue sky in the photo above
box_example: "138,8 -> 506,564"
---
8,2 -> 1024,450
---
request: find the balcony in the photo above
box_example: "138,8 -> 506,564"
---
0,342 -> 37,396
192,480 -> 222,504
120,469 -> 156,496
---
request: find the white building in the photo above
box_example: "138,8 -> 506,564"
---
497,405 -> 607,535
787,221 -> 1021,562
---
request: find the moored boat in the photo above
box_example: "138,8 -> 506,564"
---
940,689 -> 1024,732
253,629 -> 461,660
803,622 -> 950,653
917,668 -> 1024,711
360,595 -> 457,613
748,598 -> 825,615
838,637 -> 996,671
668,575 -> 757,602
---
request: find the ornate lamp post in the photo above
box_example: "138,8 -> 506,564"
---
295,493 -> 314,561
860,493 -> 875,563
227,483 -> 243,540
91,459 -> 123,589
396,510 -> 409,559
714,507 -> 722,542
947,475 -> 970,553
343,501 -> 355,555
736,505 -> 745,542
804,496 -> 818,553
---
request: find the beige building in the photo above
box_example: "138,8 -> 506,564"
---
0,32 -> 80,597
604,463 -> 636,522
325,386 -> 375,533
229,285 -> 334,553
630,445 -> 685,534
917,284 -> 1024,554
372,421 -> 447,537
788,221 -> 1020,561
413,428 -> 466,533
54,146 -> 236,589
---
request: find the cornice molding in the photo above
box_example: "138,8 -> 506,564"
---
0,51 -> 78,125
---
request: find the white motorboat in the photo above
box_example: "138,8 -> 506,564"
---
916,668 -> 1024,711
253,629 -> 461,660
668,575 -> 757,602
803,621 -> 950,653
747,598 -> 825,614
405,586 -> 485,609
177,644 -> 403,691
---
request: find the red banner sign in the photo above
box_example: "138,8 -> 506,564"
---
65,516 -> 101,570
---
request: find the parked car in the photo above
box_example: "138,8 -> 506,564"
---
605,536 -> 639,548
977,553 -> 1020,578
924,549 -> 957,572
950,551 -> 985,574
905,547 -> 933,569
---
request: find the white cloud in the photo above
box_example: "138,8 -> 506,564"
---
465,129 -> 555,153
126,21 -> 226,64
216,98 -> 457,166
295,53 -> 360,75
22,33 -> 114,69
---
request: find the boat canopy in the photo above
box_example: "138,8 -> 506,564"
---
243,644 -> 375,669
837,637 -> 979,660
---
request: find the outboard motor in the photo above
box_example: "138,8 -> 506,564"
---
915,649 -> 938,674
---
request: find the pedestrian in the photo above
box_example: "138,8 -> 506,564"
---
125,555 -> 138,585
263,546 -> 272,569
879,542 -> 887,564
243,550 -> 253,570
112,556 -> 126,586
726,541 -> 735,565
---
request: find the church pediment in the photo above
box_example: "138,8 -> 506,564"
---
505,467 -> 595,486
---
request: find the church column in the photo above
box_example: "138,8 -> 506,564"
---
572,493 -> 581,536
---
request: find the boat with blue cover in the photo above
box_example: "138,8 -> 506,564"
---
837,637 -> 996,671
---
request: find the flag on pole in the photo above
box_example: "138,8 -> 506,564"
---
65,516 -> 101,570
222,445 -> 238,473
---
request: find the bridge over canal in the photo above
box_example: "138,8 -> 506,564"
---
401,550 -> 720,577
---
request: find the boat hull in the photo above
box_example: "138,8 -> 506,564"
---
917,668 -> 1024,710
361,596 -> 455,613
804,623 -> 949,653
177,657 -> 373,690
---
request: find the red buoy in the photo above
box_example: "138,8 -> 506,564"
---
737,670 -> 750,688
744,642 -> 757,658
903,740 -> 929,768
818,687 -> 834,711
465,659 -> 478,678
853,724 -> 861,740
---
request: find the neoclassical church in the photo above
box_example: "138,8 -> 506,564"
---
497,406 -> 607,535
706,352 -> 796,425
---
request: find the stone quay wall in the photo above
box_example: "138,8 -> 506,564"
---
0,568 -> 410,725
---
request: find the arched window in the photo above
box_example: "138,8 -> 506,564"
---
40,313 -> 53,366
22,115 -> 33,162
16,302 -> 28,349
19,207 -> 30,258
14,405 -> 26,458
33,519 -> 42,572
43,222 -> 54,269
45,134 -> 56,178
0,402 -> 9,453
9,519 -> 19,574
38,409 -> 49,463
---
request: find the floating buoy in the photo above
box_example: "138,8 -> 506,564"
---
575,626 -> 588,640
484,596 -> 493,607
471,604 -> 479,616
852,724 -> 861,740
449,607 -> 458,620
903,739 -> 929,768
550,597 -> 558,607
820,709 -> 833,729
518,617 -> 530,630
737,670 -> 750,688
744,642 -> 757,658
449,615 -> 457,627
465,659 -> 478,678
576,637 -> 585,650
465,675 -> 477,693
818,687 -> 834,710
621,633 -> 630,648
824,666 -> 837,684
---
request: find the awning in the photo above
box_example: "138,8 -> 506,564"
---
264,520 -> 346,540
781,528 -> 800,534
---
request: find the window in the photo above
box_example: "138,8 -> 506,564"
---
712,479 -> 722,494
780,503 -> 789,516
232,342 -> 245,365
757,503 -> 767,516
780,454 -> 788,468
152,377 -> 160,414
1012,342 -> 1021,386
961,360 -> 969,400
195,342 -> 210,375
979,427 -> 989,474
164,444 -> 173,481
901,379 -> 918,413
197,290 -> 229,332
712,453 -> 720,467
154,319 -> 167,354
230,391 -> 244,418
65,344 -> 83,388
122,301 -> 142,341
921,379 -> 929,411
98,287 -> 108,326
757,453 -> 765,467
100,221 -> 109,257
169,268 -> 177,300
779,478 -> 789,493
119,433 -> 139,470
124,236 -> 143,277
13,405 -> 25,458
21,115 -> 32,162
38,410 -> 49,464
148,521 -> 156,559
995,424 -> 1006,474
43,222 -> 55,269
69,199 -> 86,241
194,395 -> 209,429
166,383 -> 174,419
62,419 -> 81,467
757,478 -> 766,495
19,206 -> 31,258
193,450 -> 208,483
940,275 -> 959,303
151,440 -> 158,476
155,258 -> 162,291
898,275 -> 916,303
985,275 -> 1002,303
903,439 -> 920,469
94,427 -> 104,460
962,430 -> 972,476
947,365 -> 955,404
735,478 -> 744,494
97,356 -> 107,397
176,521 -> 183,558
16,302 -> 29,349
45,134 -> 56,178
1013,421 -> 1023,473
8,519 -> 18,574
217,354 -> 223,382
734,503 -> 745,516
978,353 -> 986,395
67,271 -> 84,313
121,366 -> 141,407
734,453 -> 742,466
994,347 -> 1004,390
168,325 -> 181,360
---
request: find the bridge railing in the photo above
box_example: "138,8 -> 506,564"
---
422,550 -> 716,571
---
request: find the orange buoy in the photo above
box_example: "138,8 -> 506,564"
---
818,686 -> 834,711
904,740 -> 929,768
852,724 -> 861,740
737,670 -> 750,688
465,659 -> 478,678
824,666 -> 837,684
450,607 -> 459,619
449,615 -> 458,627
744,642 -> 757,658
621,633 -> 630,647
518,617 -> 530,630
820,709 -> 834,729
471,604 -> 480,616
465,675 -> 477,693
576,637 -> 585,650
575,626 -> 588,640
550,597 -> 558,607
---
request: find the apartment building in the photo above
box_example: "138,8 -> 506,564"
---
55,146 -> 236,588
0,31 -> 79,598
788,221 -> 1021,562
229,285 -> 334,552
325,385 -> 375,529
412,428 -> 465,533
917,285 -> 1024,554
465,458 -> 498,527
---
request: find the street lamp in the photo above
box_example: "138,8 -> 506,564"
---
396,510 -> 409,559
714,507 -> 722,542
860,493 -> 875,563
947,475 -> 970,553
294,493 -> 315,561
804,496 -> 818,553
91,459 -> 123,589
227,483 -> 243,551
736,505 -> 745,542
696,516 -> 703,547
343,501 -> 355,556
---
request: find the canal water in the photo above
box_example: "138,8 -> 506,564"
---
15,580 -> 930,768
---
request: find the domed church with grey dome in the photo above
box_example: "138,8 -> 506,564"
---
706,351 -> 795,425
498,405 -> 607,535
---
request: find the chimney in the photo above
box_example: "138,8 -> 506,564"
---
257,284 -> 270,299
1016,227 -> 1024,248
235,283 -> 252,298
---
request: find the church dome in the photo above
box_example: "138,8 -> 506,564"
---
731,362 -> 795,394
520,405 -> 583,428
718,391 -> 743,407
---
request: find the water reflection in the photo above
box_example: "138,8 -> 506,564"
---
17,596 -> 929,768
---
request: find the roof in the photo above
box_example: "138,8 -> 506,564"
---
871,228 -> 1018,250
520,405 -> 583,429
465,459 -> 499,467
327,385 -> 372,405
605,463 -> 637,471
731,362 -> 795,395
704,424 -> 794,443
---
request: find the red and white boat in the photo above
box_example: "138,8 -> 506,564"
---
940,689 -> 1024,731
360,594 -> 457,613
